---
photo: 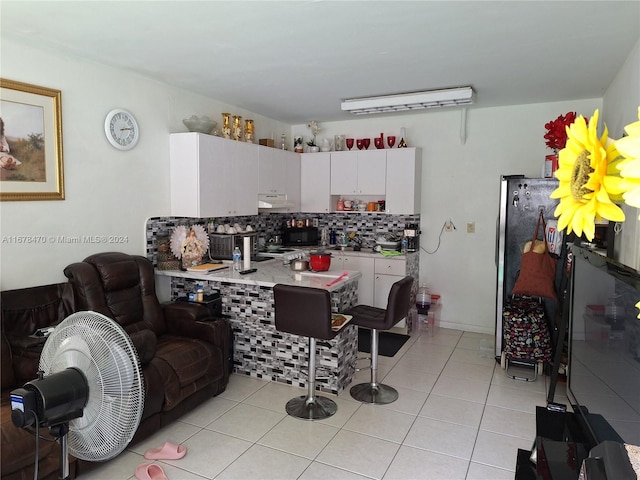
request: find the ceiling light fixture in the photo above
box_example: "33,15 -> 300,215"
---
341,86 -> 475,115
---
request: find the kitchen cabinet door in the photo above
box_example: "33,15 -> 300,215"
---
230,141 -> 260,216
374,273 -> 402,310
357,150 -> 386,194
330,150 -> 386,195
329,253 -> 375,305
342,255 -> 375,305
330,151 -> 358,195
258,147 -> 283,194
259,147 -> 300,196
374,256 -> 409,328
385,147 -> 422,214
170,133 -> 258,218
282,150 -> 301,212
301,152 -> 331,212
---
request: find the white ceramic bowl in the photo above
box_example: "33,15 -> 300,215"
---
183,115 -> 216,134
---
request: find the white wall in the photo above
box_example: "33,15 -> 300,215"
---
0,38 -> 289,290
603,38 -> 640,270
2,36 -> 637,335
294,98 -> 602,333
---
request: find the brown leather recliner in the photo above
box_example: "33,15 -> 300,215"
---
1,282 -> 77,480
63,252 -> 231,445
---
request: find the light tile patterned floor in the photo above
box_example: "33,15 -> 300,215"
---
81,328 -> 566,479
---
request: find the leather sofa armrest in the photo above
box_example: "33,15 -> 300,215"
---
163,315 -> 232,374
128,329 -> 157,365
163,302 -> 211,322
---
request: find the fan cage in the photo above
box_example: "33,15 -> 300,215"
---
39,311 -> 144,461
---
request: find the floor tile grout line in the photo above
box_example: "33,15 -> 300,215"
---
377,331 -> 463,479
121,330 -> 533,480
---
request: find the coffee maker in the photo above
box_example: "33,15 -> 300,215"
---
404,223 -> 421,252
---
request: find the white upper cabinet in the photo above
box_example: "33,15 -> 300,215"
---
300,152 -> 331,213
170,133 -> 259,218
258,147 -> 301,212
385,148 -> 422,214
330,150 -> 386,195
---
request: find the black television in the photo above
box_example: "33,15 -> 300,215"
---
567,245 -> 640,449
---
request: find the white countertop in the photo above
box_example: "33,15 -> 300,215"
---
156,257 -> 362,291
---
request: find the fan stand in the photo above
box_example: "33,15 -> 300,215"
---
49,423 -> 71,480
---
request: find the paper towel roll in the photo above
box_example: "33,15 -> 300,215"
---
243,236 -> 251,270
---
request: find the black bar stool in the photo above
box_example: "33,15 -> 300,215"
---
345,276 -> 413,404
273,284 -> 338,420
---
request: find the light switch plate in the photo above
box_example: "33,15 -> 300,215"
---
467,222 -> 475,233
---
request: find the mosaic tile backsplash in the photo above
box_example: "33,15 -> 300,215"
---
170,276 -> 359,394
146,212 -> 420,265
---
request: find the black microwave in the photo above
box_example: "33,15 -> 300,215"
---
283,227 -> 319,247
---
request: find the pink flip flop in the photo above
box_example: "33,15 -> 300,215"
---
144,441 -> 187,460
135,463 -> 168,480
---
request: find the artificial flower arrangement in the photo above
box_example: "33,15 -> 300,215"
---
306,121 -> 320,147
544,112 -> 577,152
614,108 -> 640,319
549,107 -> 640,319
550,109 -> 625,242
615,107 -> 640,219
170,224 -> 209,267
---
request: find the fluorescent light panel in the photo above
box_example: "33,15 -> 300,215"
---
341,87 -> 474,115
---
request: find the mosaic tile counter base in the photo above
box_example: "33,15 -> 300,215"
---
170,278 -> 359,394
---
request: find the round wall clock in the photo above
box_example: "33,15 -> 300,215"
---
104,109 -> 139,150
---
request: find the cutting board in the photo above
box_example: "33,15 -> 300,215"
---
186,263 -> 227,272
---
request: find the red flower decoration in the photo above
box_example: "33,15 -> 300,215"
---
544,112 -> 577,151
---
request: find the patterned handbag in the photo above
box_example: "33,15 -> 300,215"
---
502,296 -> 552,362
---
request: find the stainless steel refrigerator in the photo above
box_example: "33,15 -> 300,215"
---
495,175 -> 559,357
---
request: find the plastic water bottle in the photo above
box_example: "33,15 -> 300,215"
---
233,246 -> 242,271
415,285 -> 431,314
401,237 -> 408,254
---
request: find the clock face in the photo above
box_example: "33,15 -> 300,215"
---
104,109 -> 139,150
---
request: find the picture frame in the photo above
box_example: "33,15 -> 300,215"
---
1,79 -> 64,201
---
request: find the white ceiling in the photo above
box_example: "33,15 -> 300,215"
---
2,1 -> 639,124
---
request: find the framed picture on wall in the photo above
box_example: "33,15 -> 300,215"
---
0,78 -> 64,201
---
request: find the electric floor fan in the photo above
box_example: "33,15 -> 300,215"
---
10,311 -> 145,480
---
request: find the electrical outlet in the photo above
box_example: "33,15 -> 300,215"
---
467,221 -> 475,234
444,220 -> 453,232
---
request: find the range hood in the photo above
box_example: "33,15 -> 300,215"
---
258,193 -> 294,210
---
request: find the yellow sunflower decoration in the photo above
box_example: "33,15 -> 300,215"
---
614,106 -> 640,219
550,109 -> 625,241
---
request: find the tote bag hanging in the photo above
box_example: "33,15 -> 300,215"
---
512,211 -> 558,300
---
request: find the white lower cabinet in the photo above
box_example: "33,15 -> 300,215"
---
333,254 -> 375,305
374,257 -> 409,328
374,257 -> 406,307
332,254 -> 408,317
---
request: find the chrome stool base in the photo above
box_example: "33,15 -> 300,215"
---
286,395 -> 337,420
350,382 -> 399,404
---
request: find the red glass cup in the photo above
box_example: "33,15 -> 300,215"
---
374,138 -> 384,149
346,138 -> 354,150
362,138 -> 370,149
356,139 -> 364,150
387,136 -> 396,148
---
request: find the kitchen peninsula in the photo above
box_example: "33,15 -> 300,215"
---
156,260 -> 362,394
